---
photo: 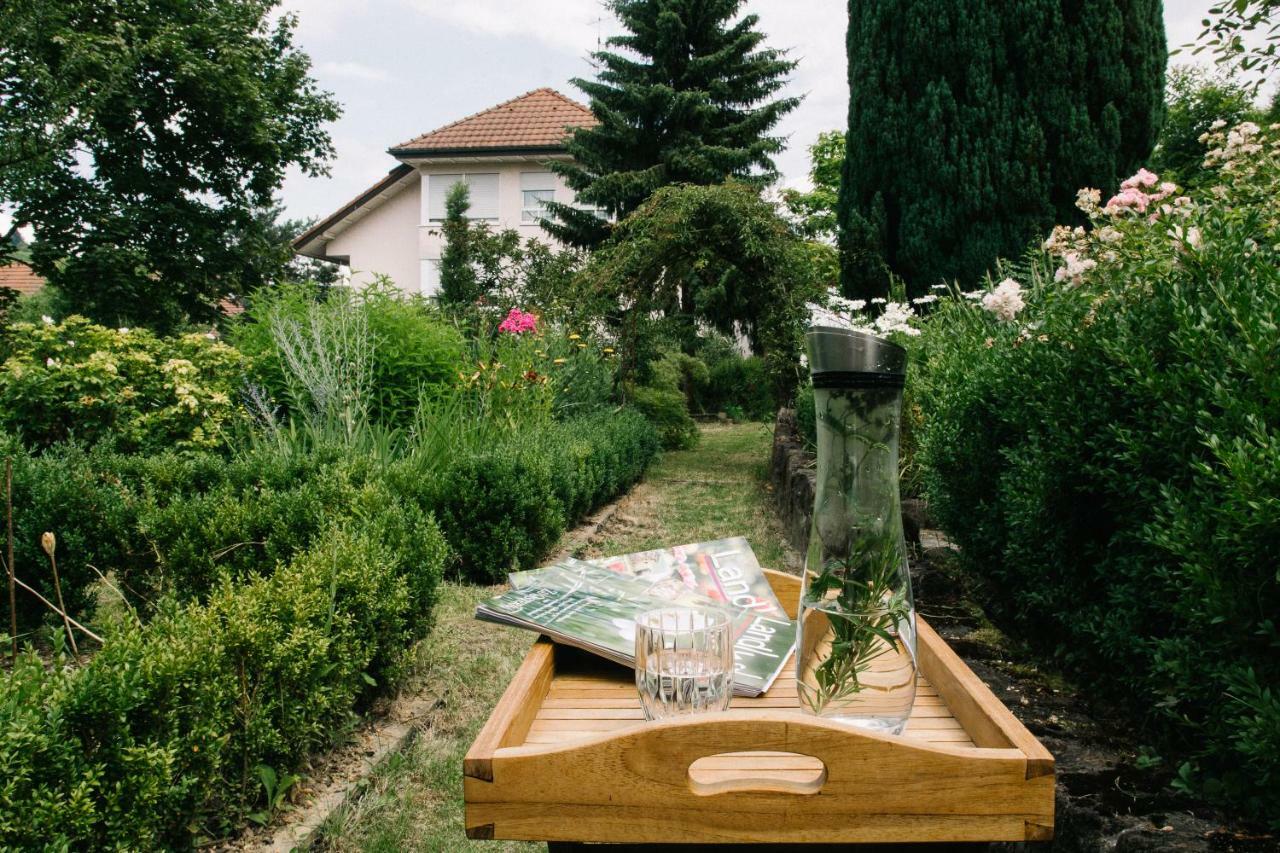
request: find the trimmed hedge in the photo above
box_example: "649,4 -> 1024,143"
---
0,406 -> 657,845
0,438 -> 140,629
0,521 -> 444,847
426,408 -> 660,583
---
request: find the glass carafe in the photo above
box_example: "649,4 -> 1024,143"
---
796,326 -> 917,734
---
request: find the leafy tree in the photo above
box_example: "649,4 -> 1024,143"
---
581,182 -> 821,395
437,183 -> 480,308
1151,66 -> 1259,187
544,0 -> 800,248
1180,0 -> 1280,96
839,0 -> 1165,300
0,0 -> 340,331
781,131 -> 844,241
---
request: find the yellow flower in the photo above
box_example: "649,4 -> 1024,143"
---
602,347 -> 614,354
553,358 -> 567,365
568,333 -> 581,340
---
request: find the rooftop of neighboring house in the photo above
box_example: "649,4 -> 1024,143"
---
294,88 -> 596,257
389,87 -> 596,156
0,260 -> 45,297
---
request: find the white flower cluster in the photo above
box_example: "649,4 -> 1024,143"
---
980,278 -> 1025,321
1202,120 -> 1263,169
807,288 -> 920,337
1054,251 -> 1097,286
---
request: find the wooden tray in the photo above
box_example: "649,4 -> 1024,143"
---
464,570 -> 1054,845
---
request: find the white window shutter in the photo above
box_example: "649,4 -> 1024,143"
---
466,173 -> 500,219
427,174 -> 462,221
520,171 -> 555,192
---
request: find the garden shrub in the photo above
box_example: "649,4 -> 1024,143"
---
627,349 -> 701,450
0,437 -> 141,629
0,316 -> 245,452
128,448 -> 365,604
424,409 -> 659,583
0,521 -> 441,848
233,281 -> 465,428
427,437 -> 566,583
698,354 -> 775,420
917,124 -> 1280,824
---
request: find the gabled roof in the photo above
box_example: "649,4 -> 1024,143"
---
292,164 -> 415,257
389,88 -> 596,156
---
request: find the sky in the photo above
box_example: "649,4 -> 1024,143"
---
277,0 -> 1258,224
0,1 -> 1267,238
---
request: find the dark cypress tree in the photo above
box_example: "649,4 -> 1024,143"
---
839,0 -> 1165,299
544,0 -> 800,248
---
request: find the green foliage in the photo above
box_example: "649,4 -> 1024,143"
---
839,0 -> 1166,299
437,183 -> 481,309
0,523 -> 436,847
6,283 -> 71,327
581,182 -> 821,396
627,384 -> 699,451
692,339 -> 776,420
0,438 -> 140,630
1150,65 -> 1259,186
782,131 -> 845,241
1179,0 -> 1280,95
916,129 -> 1280,824
232,282 -> 465,430
543,0 -> 800,247
0,316 -> 245,452
420,409 -> 659,582
0,0 -> 340,332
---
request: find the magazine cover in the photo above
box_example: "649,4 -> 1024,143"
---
493,545 -> 797,695
588,537 -> 791,622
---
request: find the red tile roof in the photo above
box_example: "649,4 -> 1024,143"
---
390,88 -> 596,154
0,261 -> 45,297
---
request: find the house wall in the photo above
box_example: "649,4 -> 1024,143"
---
416,159 -> 576,296
326,174 -> 422,293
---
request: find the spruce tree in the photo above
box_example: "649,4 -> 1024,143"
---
839,0 -> 1165,299
437,183 -> 478,308
544,0 -> 800,248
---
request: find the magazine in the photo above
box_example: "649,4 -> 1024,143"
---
484,541 -> 796,696
587,537 -> 791,622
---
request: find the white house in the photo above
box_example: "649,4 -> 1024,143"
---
293,88 -> 598,295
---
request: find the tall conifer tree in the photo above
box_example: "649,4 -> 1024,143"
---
838,0 -> 1165,299
544,0 -> 800,248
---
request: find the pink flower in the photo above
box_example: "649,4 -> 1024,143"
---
1120,168 -> 1159,190
498,308 -> 539,335
1105,186 -> 1151,213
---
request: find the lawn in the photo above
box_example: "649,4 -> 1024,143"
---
317,421 -> 795,851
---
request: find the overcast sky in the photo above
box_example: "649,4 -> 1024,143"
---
0,1 -> 1266,238
278,0 -> 1255,224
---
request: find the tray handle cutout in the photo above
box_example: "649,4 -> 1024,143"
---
687,751 -> 827,796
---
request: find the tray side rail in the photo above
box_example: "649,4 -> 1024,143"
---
463,636 -> 556,783
466,712 -> 1053,844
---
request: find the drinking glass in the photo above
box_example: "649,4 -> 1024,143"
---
634,607 -> 734,720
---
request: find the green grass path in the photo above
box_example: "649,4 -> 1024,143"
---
318,423 -> 793,852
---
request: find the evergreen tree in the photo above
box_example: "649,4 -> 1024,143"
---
437,183 -> 479,308
839,0 -> 1165,299
544,0 -> 800,248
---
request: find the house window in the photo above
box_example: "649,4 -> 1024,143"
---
421,258 -> 441,295
521,190 -> 554,223
520,172 -> 556,224
427,173 -> 499,222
